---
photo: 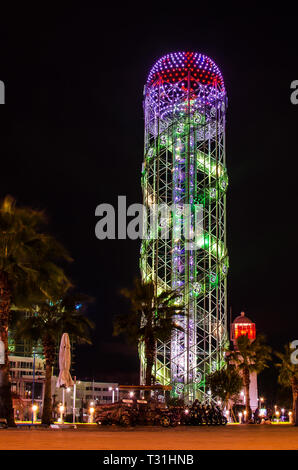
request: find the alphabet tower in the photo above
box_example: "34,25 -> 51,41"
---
140,52 -> 228,402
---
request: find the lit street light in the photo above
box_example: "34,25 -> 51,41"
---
89,407 -> 95,423
109,387 -> 115,403
32,404 -> 38,423
59,404 -> 65,424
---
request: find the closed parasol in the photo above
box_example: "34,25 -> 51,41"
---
56,333 -> 74,388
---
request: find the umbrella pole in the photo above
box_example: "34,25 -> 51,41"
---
62,388 -> 65,424
73,376 -> 76,424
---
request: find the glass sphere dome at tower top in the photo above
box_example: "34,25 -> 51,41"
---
147,51 -> 225,94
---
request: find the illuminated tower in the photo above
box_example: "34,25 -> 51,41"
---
230,311 -> 258,412
140,52 -> 228,402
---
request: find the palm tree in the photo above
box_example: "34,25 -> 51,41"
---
0,195 -> 72,425
206,365 -> 243,419
275,345 -> 298,426
114,279 -> 183,389
227,334 -> 271,420
14,293 -> 94,425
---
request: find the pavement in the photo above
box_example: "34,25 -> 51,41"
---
1,424 -> 298,450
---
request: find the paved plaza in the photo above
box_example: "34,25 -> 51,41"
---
0,424 -> 297,450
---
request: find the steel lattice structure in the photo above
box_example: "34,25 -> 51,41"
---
140,52 -> 228,402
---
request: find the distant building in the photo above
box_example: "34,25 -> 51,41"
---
8,314 -> 76,376
9,354 -> 46,420
51,377 -> 119,420
8,353 -> 118,421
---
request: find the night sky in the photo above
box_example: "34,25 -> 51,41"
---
1,8 -> 297,399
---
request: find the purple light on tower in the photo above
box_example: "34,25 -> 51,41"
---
146,52 -> 225,119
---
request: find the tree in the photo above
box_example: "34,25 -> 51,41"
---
227,334 -> 271,420
0,195 -> 72,425
206,365 -> 243,418
14,292 -> 94,425
275,345 -> 298,426
114,279 -> 183,389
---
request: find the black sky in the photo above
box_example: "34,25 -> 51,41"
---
1,7 -> 297,394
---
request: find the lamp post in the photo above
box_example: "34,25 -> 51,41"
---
31,351 -> 36,424
89,407 -> 95,423
238,412 -> 243,424
281,408 -> 285,422
276,410 -> 280,423
32,404 -> 38,423
59,404 -> 65,423
109,387 -> 115,403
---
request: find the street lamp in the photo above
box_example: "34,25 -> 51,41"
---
89,407 -> 95,423
281,408 -> 285,421
240,391 -> 245,405
72,376 -> 77,425
32,404 -> 38,423
109,387 -> 115,403
238,412 -> 243,424
59,404 -> 65,424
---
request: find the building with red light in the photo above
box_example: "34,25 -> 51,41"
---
230,312 -> 258,412
231,311 -> 256,344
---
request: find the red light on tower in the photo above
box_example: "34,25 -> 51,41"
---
231,311 -> 256,346
234,323 -> 256,340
